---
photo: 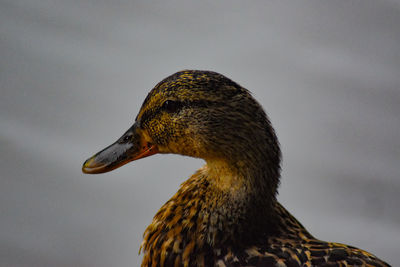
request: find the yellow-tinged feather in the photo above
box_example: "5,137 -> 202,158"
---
90,70 -> 389,266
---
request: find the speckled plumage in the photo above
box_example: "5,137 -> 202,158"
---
83,70 -> 390,267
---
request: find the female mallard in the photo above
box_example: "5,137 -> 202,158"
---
82,70 -> 389,267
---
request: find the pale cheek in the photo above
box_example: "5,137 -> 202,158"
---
146,119 -> 171,146
182,126 -> 208,157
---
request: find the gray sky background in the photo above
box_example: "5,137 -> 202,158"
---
1,1 -> 399,266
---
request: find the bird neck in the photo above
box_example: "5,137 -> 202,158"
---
201,156 -> 282,244
204,136 -> 281,208
204,158 -> 274,205
140,160 -> 285,266
205,159 -> 248,192
201,111 -> 282,210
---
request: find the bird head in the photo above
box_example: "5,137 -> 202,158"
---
82,70 -> 280,181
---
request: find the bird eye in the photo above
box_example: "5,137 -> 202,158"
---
161,100 -> 182,113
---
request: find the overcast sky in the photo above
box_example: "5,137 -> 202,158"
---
1,1 -> 399,266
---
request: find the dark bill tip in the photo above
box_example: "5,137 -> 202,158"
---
82,139 -> 159,175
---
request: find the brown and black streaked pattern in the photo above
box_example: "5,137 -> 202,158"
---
83,70 -> 390,266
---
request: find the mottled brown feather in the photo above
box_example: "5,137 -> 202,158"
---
101,70 -> 390,266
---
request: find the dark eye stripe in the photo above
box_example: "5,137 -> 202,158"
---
161,100 -> 183,113
138,99 -> 218,126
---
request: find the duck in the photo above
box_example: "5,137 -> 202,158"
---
82,70 -> 390,267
